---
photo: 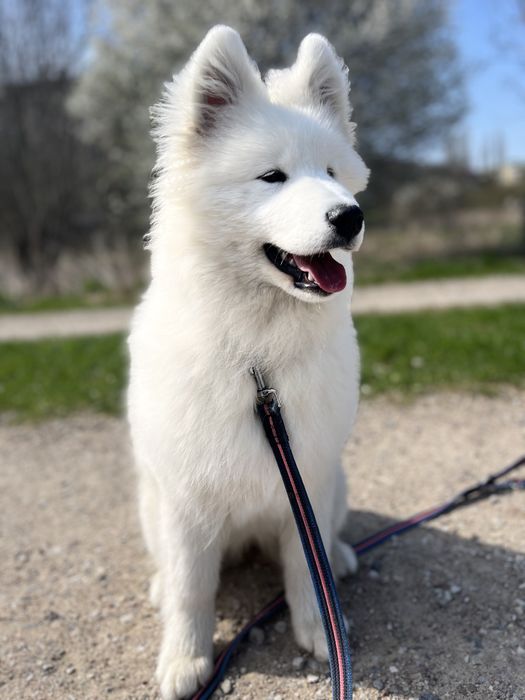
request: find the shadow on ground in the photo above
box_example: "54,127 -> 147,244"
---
217,509 -> 524,700
1,414 -> 524,700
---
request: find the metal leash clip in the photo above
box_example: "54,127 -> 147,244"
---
250,367 -> 280,406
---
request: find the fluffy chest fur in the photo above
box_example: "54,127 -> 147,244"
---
128,269 -> 360,526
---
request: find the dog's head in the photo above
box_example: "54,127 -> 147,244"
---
152,26 -> 369,303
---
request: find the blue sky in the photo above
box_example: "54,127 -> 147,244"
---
451,0 -> 525,168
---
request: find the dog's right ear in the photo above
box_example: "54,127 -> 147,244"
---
190,26 -> 262,135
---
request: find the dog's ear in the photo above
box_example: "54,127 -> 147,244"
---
190,26 -> 262,135
266,34 -> 353,137
296,34 -> 351,126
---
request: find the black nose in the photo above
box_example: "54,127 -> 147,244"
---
326,204 -> 364,244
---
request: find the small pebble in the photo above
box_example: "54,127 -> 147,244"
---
42,663 -> 55,673
45,610 -> 60,622
434,588 -> 453,606
292,656 -> 306,671
220,678 -> 233,694
307,674 -> 319,684
274,620 -> 287,634
248,627 -> 265,645
66,666 -> 76,675
389,665 -> 398,673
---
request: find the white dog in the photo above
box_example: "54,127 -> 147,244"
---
127,25 -> 369,700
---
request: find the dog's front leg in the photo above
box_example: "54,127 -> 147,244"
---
280,503 -> 333,662
156,501 -> 221,700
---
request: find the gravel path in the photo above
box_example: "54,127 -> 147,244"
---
352,274 -> 525,315
1,391 -> 524,700
1,274 -> 524,341
0,307 -> 132,342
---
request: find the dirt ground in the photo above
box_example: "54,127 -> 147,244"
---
1,391 -> 524,700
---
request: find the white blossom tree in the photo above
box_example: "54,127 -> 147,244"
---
71,0 -> 465,237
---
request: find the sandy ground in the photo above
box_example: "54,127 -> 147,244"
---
1,274 -> 525,341
352,275 -> 525,315
1,391 -> 524,700
0,307 -> 133,342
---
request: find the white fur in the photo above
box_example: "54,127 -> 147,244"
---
127,26 -> 368,700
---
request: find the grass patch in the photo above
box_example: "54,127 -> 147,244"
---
356,251 -> 525,286
0,334 -> 127,420
0,289 -> 139,314
357,304 -> 525,396
1,305 -> 524,421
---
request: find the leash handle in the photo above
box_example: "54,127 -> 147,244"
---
250,367 -> 352,700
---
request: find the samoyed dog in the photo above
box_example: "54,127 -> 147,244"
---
127,25 -> 369,699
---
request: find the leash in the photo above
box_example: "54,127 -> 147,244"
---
190,370 -> 525,700
250,367 -> 352,699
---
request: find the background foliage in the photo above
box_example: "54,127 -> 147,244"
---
0,0 -> 523,299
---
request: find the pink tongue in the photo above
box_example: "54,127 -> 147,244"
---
293,252 -> 347,293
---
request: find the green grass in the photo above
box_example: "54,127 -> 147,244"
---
0,334 -> 127,420
1,305 -> 524,421
356,251 -> 525,286
0,289 -> 138,314
357,304 -> 525,396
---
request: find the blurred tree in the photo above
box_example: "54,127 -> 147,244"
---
0,0 -> 96,284
72,0 -> 465,237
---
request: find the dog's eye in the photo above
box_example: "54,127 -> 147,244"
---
258,169 -> 288,184
327,167 -> 335,178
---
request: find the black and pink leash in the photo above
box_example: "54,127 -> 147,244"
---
191,369 -> 525,700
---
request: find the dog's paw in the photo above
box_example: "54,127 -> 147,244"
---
292,611 -> 350,663
149,571 -> 163,608
156,653 -> 212,700
292,615 -> 329,662
332,539 -> 358,579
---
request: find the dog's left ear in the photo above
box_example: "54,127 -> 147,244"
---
268,34 -> 353,137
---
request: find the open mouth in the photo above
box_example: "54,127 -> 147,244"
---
264,244 -> 347,295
